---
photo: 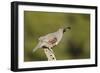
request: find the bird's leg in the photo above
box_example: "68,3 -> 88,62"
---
42,46 -> 53,53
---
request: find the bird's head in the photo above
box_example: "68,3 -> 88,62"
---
62,26 -> 71,33
58,26 -> 71,33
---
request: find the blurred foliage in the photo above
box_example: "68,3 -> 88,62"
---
24,11 -> 90,62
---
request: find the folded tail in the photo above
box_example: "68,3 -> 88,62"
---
33,42 -> 42,53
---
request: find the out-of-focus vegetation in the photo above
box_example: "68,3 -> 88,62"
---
24,11 -> 90,62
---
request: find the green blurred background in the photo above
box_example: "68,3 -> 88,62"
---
24,11 -> 90,62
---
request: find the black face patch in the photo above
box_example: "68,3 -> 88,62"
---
63,29 -> 66,33
63,27 -> 71,33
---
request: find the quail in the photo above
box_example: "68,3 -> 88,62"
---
33,26 -> 71,53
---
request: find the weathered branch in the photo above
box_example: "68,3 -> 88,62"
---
44,48 -> 56,61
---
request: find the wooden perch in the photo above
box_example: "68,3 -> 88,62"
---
44,48 -> 56,61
